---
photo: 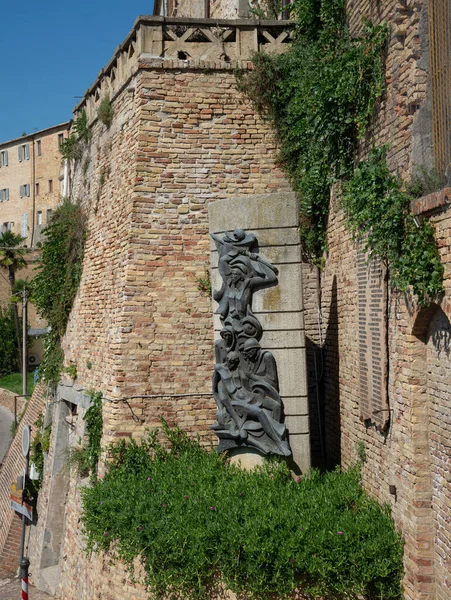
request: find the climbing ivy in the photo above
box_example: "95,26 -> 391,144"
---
238,0 -> 443,303
237,0 -> 387,259
60,109 -> 91,161
84,390 -> 103,482
66,390 -> 103,482
33,199 -> 87,384
342,147 -> 444,302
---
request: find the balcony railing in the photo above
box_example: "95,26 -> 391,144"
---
75,16 -> 294,120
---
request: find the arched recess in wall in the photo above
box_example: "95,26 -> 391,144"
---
410,300 -> 451,595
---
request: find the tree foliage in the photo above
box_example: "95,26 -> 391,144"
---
0,305 -> 19,377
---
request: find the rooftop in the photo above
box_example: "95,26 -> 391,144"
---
0,121 -> 71,150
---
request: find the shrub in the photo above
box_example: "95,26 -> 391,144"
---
82,422 -> 404,600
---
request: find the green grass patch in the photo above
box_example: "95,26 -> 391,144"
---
82,422 -> 404,600
0,372 -> 35,396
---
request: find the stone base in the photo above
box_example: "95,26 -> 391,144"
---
228,448 -> 265,470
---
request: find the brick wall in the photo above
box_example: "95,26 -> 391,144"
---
297,1 -> 451,597
19,3 -> 451,598
0,383 -> 47,571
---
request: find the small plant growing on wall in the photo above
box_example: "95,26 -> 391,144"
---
97,96 -> 114,128
60,109 -> 91,162
196,267 -> 212,296
66,390 -> 103,482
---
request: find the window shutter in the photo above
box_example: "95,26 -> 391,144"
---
24,144 -> 29,160
5,188 -> 9,201
26,184 -> 30,197
18,146 -> 22,162
19,185 -> 23,198
0,190 -> 3,201
4,151 -> 7,166
21,214 -> 27,238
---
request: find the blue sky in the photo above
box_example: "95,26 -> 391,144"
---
0,1 -> 155,143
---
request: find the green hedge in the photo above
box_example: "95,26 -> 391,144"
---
81,423 -> 403,600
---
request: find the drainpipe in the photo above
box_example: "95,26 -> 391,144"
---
30,135 -> 36,248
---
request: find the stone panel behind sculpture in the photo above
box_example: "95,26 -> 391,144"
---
211,229 -> 291,456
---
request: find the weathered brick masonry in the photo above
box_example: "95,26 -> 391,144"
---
298,1 -> 451,599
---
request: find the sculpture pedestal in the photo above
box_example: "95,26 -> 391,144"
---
228,448 -> 264,470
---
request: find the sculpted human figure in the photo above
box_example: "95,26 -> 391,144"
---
242,337 -> 279,392
211,229 -> 278,322
212,351 -> 290,456
214,328 -> 235,365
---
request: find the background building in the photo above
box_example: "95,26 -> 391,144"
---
153,0 -> 292,19
0,122 -> 70,247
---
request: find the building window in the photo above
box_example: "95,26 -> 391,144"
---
36,140 -> 42,156
0,150 -> 8,166
2,222 -> 12,233
0,188 -> 9,202
20,184 -> 30,198
18,144 -> 29,162
58,134 -> 64,149
48,180 -> 53,193
37,211 -> 43,226
46,208 -> 53,223
21,214 -> 28,238
35,182 -> 40,196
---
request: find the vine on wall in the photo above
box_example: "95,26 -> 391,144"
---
33,199 -> 87,384
66,390 -> 103,482
238,0 -> 444,303
342,147 -> 444,302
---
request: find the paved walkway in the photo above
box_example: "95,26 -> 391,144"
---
0,574 -> 53,599
0,405 -> 13,463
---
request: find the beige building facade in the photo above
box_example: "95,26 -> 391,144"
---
0,122 -> 70,247
153,0 -> 292,19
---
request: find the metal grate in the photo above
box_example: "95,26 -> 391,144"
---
429,0 -> 451,176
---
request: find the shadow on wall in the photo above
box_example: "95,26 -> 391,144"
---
307,275 -> 341,469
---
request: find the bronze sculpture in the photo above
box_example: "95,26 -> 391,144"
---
211,229 -> 291,457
